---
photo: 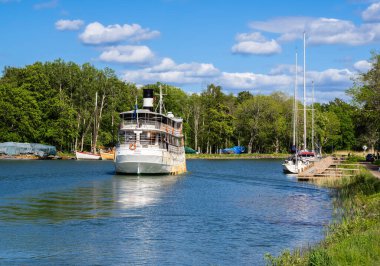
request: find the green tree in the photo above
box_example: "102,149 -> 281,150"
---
348,52 -> 380,153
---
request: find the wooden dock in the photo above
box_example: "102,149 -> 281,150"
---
297,156 -> 360,181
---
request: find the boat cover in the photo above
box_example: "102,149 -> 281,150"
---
0,142 -> 57,156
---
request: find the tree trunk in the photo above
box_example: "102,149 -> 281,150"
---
93,93 -> 106,153
74,113 -> 81,151
275,138 -> 279,153
248,134 -> 254,154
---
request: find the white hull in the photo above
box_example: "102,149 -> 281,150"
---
282,160 -> 308,174
75,151 -> 101,160
115,146 -> 186,174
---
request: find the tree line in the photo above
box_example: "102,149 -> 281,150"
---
0,55 -> 379,154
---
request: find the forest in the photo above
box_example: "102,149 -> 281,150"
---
0,54 -> 379,154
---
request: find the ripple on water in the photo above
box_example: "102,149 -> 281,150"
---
0,159 -> 333,265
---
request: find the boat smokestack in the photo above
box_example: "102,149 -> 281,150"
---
143,88 -> 154,112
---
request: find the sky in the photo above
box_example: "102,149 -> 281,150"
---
1,0 -> 380,103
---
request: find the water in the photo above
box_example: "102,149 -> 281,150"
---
0,159 -> 332,265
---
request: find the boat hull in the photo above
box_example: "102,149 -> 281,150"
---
100,152 -> 114,160
75,151 -> 101,160
282,161 -> 308,174
114,148 -> 186,175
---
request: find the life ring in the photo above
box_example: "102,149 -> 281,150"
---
129,143 -> 136,150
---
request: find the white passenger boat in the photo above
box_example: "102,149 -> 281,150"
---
75,151 -> 101,160
114,88 -> 186,175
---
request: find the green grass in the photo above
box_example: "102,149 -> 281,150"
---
266,170 -> 380,266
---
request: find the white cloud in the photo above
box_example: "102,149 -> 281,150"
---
99,45 -> 155,64
149,58 -> 177,72
269,64 -> 301,75
122,58 -> 220,84
235,32 -> 267,42
307,68 -> 354,88
121,57 -> 355,100
219,72 -> 292,90
231,32 -> 281,55
249,16 -> 380,46
34,0 -> 58,10
362,2 -> 380,22
79,22 -> 160,45
55,19 -> 84,31
0,0 -> 20,3
354,60 -> 372,72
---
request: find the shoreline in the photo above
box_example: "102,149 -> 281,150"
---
0,153 -> 289,160
186,153 -> 288,160
267,164 -> 380,265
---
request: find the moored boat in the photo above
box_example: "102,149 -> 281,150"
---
114,87 -> 186,175
75,151 -> 101,160
100,150 -> 115,160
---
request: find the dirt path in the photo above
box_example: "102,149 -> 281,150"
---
361,162 -> 380,179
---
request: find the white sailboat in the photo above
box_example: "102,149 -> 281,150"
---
283,32 -> 316,174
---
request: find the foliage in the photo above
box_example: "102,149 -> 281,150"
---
348,52 -> 380,152
266,171 -> 380,266
0,54 -> 379,154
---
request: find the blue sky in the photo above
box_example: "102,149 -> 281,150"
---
1,0 -> 380,102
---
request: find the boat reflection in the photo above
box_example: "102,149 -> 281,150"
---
0,175 -> 180,223
112,175 -> 179,209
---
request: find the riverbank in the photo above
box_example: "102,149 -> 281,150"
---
266,167 -> 380,265
0,152 -> 289,160
186,153 -> 288,159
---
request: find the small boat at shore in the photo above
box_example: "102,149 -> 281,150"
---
75,151 -> 101,160
100,150 -> 115,160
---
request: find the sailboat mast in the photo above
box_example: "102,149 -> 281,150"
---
303,32 -> 307,151
312,80 -> 315,152
293,52 -> 298,147
159,85 -> 163,114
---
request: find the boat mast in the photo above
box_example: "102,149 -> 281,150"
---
312,80 -> 315,153
293,52 -> 298,148
159,85 -> 163,114
303,32 -> 307,151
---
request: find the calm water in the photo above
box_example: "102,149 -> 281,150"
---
0,159 -> 332,265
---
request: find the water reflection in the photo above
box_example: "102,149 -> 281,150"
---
0,175 -> 180,223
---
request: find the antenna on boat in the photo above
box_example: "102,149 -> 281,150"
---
156,84 -> 166,114
303,31 -> 307,151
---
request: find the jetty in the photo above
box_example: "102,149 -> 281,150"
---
297,156 -> 361,181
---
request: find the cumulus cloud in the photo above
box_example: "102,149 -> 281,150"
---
249,16 -> 380,46
79,22 -> 160,45
354,60 -> 372,72
231,32 -> 281,55
55,19 -> 84,31
123,58 -> 220,84
99,45 -> 155,64
219,72 -> 292,89
121,56 -> 355,101
307,68 -> 354,88
0,0 -> 20,3
362,2 -> 380,22
269,64 -> 301,75
34,0 -> 58,10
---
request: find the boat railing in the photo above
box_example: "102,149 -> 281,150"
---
121,120 -> 182,137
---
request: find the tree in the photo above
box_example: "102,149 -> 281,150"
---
347,52 -> 380,153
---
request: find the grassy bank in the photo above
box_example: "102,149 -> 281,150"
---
186,153 -> 287,159
266,169 -> 380,265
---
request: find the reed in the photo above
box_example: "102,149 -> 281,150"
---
266,169 -> 380,266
